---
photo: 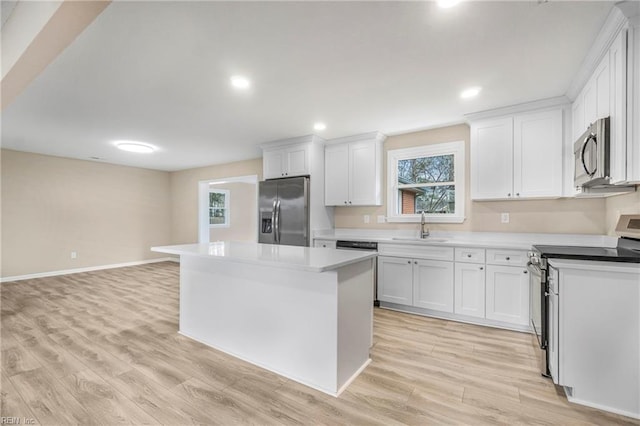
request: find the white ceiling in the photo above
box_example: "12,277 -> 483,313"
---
1,1 -> 613,171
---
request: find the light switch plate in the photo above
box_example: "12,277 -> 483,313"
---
364,215 -> 370,224
501,213 -> 510,224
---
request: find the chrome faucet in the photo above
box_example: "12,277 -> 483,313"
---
420,211 -> 430,239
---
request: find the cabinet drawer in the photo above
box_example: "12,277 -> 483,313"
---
454,247 -> 485,264
378,243 -> 454,261
313,239 -> 336,249
486,249 -> 528,267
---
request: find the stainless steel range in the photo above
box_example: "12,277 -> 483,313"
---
527,214 -> 640,377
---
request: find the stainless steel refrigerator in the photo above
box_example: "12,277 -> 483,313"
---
258,176 -> 309,246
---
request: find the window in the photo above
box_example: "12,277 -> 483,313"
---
209,189 -> 230,228
387,141 -> 465,223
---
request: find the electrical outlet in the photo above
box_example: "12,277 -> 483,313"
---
377,215 -> 386,223
70,251 -> 78,259
501,213 -> 510,224
363,215 -> 370,224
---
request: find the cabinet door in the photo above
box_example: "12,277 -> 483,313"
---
572,95 -> 585,141
324,144 -> 349,206
485,265 -> 529,325
595,52 -> 611,121
284,145 -> 309,177
413,259 -> 454,313
470,117 -> 514,200
513,109 -> 563,198
547,271 -> 559,384
263,150 -> 284,179
609,29 -> 628,184
454,262 -> 485,318
349,141 -> 380,205
583,78 -> 597,127
378,256 -> 413,305
313,239 -> 336,249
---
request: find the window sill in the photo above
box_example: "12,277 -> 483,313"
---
385,215 -> 465,224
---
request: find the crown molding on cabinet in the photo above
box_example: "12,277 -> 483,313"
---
260,134 -> 325,150
464,96 -> 569,123
565,5 -> 628,101
324,131 -> 387,146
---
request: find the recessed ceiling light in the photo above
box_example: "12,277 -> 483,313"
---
230,76 -> 250,89
313,122 -> 327,131
460,87 -> 482,99
438,0 -> 461,8
115,141 -> 155,153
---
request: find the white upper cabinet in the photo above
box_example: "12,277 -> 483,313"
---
574,52 -> 610,138
609,29 -> 628,184
324,132 -> 385,206
262,143 -> 310,180
471,117 -> 513,200
471,108 -> 563,200
513,109 -> 563,198
324,144 -> 349,205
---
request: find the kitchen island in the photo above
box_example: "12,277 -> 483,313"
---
151,241 -> 376,396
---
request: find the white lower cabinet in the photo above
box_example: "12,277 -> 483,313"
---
378,256 -> 413,305
454,262 -> 486,318
378,245 -> 529,331
485,265 -> 530,326
413,260 -> 454,313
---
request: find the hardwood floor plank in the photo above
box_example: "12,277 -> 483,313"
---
2,344 -> 41,377
0,370 -> 40,423
58,369 -> 155,425
8,367 -> 92,425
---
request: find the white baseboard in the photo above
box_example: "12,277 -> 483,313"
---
1,257 -> 178,283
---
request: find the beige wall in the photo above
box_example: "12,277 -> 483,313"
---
605,191 -> 640,236
208,181 -> 257,242
1,149 -> 171,278
169,158 -> 262,244
334,124 -> 607,235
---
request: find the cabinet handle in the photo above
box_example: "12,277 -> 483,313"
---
407,260 -> 411,264
524,270 -> 528,274
344,201 -> 348,205
508,193 -> 511,197
414,261 -> 418,264
505,257 -> 510,261
285,173 -> 288,176
480,267 -> 484,270
349,201 -> 352,204
467,254 -> 472,258
516,193 -> 520,196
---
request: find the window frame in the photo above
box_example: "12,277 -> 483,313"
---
208,189 -> 230,228
386,141 -> 465,223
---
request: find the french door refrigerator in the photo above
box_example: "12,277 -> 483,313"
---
258,176 -> 309,247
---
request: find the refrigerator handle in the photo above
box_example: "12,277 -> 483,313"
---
271,200 -> 277,243
275,199 -> 281,243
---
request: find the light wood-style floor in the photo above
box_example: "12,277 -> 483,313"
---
1,262 -> 636,425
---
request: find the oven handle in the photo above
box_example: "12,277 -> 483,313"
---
527,261 -> 546,282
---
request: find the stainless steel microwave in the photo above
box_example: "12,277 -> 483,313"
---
574,117 -> 610,188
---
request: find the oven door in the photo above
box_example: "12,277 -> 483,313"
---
528,260 -> 550,377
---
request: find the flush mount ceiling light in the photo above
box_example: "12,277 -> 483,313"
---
115,141 -> 155,153
460,86 -> 482,99
230,75 -> 251,89
438,0 -> 462,8
313,122 -> 327,131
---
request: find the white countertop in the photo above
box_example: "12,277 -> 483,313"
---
151,241 -> 376,273
313,229 -> 618,250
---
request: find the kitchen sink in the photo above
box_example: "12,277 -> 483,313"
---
390,237 -> 448,243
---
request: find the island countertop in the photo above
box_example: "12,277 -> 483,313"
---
151,241 -> 377,273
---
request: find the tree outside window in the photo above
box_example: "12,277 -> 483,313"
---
209,189 -> 230,227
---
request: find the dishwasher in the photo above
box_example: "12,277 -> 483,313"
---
335,240 -> 379,307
